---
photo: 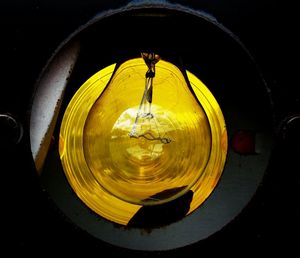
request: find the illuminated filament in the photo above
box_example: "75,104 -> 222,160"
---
129,53 -> 172,144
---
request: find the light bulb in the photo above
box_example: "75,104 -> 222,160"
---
82,53 -> 212,205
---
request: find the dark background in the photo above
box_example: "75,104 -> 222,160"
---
0,0 -> 299,255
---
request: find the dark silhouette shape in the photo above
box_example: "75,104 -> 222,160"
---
127,186 -> 194,229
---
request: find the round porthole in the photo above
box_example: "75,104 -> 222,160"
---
29,2 -> 273,251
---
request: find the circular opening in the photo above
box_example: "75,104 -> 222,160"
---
30,3 -> 273,251
59,56 -> 227,225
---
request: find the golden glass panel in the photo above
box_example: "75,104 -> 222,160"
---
59,57 -> 227,225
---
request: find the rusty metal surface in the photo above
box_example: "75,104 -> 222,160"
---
30,40 -> 80,173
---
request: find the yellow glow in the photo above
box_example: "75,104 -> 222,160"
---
59,58 -> 227,225
83,58 -> 211,205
